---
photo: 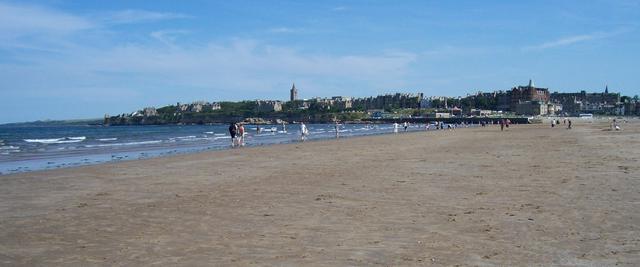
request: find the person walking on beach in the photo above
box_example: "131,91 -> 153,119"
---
334,121 -> 340,139
567,119 -> 572,129
500,119 -> 505,131
300,122 -> 309,142
551,119 -> 555,128
393,122 -> 399,133
403,121 -> 408,132
238,123 -> 245,146
228,122 -> 238,147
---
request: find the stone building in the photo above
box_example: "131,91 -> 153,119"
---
496,91 -> 510,111
176,101 -> 221,113
353,93 -> 423,110
254,100 -> 283,112
331,96 -> 353,110
547,103 -> 562,115
508,80 -> 550,111
420,96 -> 446,109
549,86 -> 620,114
143,107 -> 158,117
515,101 -> 548,116
290,83 -> 298,102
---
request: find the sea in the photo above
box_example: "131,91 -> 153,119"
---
0,123 -> 465,175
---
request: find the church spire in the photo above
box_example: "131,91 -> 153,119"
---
605,84 -> 609,94
290,82 -> 298,102
528,79 -> 534,88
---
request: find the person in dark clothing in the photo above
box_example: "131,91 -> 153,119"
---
228,122 -> 237,147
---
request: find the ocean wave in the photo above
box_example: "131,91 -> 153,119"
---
98,138 -> 118,141
0,145 -> 20,154
24,136 -> 86,144
175,135 -> 197,139
84,140 -> 163,148
204,131 -> 214,134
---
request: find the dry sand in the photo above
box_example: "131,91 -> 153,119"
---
1,120 -> 639,266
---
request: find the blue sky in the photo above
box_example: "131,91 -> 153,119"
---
1,0 -> 638,123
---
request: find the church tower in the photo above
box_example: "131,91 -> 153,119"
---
290,83 -> 298,102
605,85 -> 609,94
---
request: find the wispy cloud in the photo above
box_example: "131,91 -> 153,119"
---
332,6 -> 348,12
0,2 -> 93,35
0,2 -> 194,53
523,29 -> 629,50
102,9 -> 192,24
150,30 -> 190,46
267,27 -> 299,34
1,35 -> 417,104
0,3 -> 190,37
0,1 -> 414,99
74,39 -> 416,90
421,45 -> 493,57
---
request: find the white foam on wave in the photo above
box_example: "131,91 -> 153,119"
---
254,133 -> 277,137
175,135 -> 197,139
0,145 -> 20,154
214,133 -> 226,136
98,138 -> 118,141
84,140 -> 162,148
204,131 -> 214,134
168,136 -> 202,142
24,136 -> 86,144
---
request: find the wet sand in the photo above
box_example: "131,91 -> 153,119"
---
1,120 -> 639,266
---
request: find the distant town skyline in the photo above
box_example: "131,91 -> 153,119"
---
1,1 -> 639,123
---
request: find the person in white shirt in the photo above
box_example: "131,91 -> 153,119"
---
300,122 -> 309,142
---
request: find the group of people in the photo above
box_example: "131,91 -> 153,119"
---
228,122 -> 246,147
499,119 -> 511,131
228,121 -> 312,146
550,118 -> 572,129
392,122 -> 411,133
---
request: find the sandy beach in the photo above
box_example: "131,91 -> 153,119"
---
1,120 -> 639,266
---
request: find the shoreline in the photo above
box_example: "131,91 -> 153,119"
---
0,122 -> 483,176
1,121 -> 639,265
